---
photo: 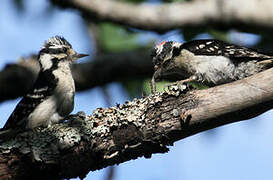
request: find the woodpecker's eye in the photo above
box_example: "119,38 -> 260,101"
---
62,47 -> 68,53
162,59 -> 171,67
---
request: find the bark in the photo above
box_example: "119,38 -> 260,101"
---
0,68 -> 272,179
0,50 -> 152,103
50,0 -> 273,33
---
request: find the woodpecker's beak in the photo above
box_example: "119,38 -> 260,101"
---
72,53 -> 89,61
153,67 -> 162,82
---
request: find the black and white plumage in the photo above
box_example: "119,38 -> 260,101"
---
1,36 -> 88,137
150,39 -> 273,93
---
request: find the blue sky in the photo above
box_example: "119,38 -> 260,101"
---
1,0 -> 273,180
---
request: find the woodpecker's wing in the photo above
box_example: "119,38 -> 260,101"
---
3,70 -> 57,130
181,39 -> 273,61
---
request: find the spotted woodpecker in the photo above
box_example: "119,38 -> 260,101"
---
150,39 -> 273,93
0,36 -> 88,138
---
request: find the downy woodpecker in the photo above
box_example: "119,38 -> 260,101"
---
150,39 -> 273,93
1,36 -> 88,138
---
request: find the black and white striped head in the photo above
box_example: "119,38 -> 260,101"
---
150,41 -> 184,82
38,36 -> 88,70
151,41 -> 182,70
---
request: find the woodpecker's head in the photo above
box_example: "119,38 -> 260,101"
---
38,36 -> 88,70
151,41 -> 182,81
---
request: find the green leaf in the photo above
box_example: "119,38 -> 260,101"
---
98,23 -> 139,52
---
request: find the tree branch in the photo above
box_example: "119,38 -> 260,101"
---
0,68 -> 273,179
0,49 -> 152,103
50,0 -> 273,33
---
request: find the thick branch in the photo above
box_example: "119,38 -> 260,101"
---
0,50 -> 152,102
0,68 -> 273,179
50,0 -> 273,33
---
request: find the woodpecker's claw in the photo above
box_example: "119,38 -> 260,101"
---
164,76 -> 197,91
163,81 -> 185,92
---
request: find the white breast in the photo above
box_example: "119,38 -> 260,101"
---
53,64 -> 75,116
193,56 -> 236,84
26,63 -> 75,129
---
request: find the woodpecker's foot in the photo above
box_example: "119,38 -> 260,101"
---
164,76 -> 197,91
164,82 -> 185,92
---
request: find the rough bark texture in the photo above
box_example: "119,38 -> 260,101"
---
0,49 -> 152,103
50,0 -> 273,33
0,68 -> 273,179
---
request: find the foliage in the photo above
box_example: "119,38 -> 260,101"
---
98,23 -> 140,52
